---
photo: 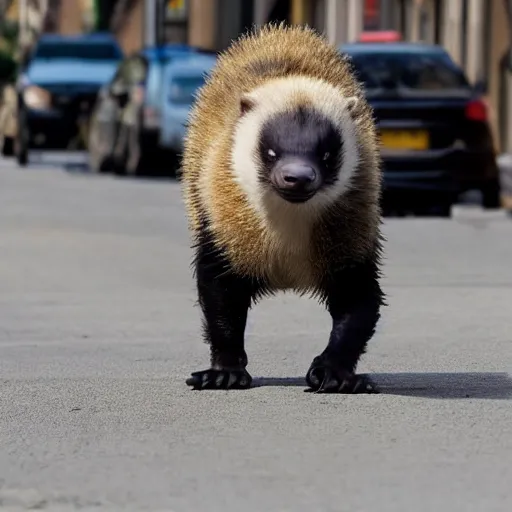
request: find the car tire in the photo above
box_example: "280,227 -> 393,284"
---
111,126 -> 129,176
166,149 -> 181,179
481,179 -> 501,209
88,131 -> 111,173
16,133 -> 28,166
125,126 -> 159,178
15,116 -> 29,167
17,147 -> 28,166
89,150 -> 112,173
430,203 -> 452,218
125,133 -> 143,177
1,135 -> 14,157
413,199 -> 453,218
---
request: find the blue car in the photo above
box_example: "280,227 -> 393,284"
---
159,54 -> 217,170
15,32 -> 123,165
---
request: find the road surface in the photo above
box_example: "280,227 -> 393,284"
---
1,153 -> 511,511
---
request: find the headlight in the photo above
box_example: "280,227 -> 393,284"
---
23,86 -> 52,110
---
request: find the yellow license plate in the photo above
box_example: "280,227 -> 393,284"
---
379,130 -> 429,151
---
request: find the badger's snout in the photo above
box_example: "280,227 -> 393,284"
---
271,158 -> 322,203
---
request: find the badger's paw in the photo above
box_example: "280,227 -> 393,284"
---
305,357 -> 379,394
186,368 -> 252,390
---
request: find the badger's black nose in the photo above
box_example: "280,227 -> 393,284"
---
270,158 -> 322,202
280,163 -> 317,189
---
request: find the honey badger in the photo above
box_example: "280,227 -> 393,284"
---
181,23 -> 385,394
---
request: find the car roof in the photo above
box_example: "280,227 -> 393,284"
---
165,54 -> 216,74
339,42 -> 448,55
140,44 -> 198,60
36,32 -> 119,44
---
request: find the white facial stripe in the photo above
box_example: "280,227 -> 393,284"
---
230,76 -> 361,217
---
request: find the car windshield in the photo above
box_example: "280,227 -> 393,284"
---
168,74 -> 207,104
33,41 -> 122,61
346,51 -> 470,93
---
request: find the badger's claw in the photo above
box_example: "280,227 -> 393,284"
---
305,359 -> 379,394
186,368 -> 252,390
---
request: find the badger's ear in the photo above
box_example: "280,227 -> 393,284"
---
240,94 -> 256,116
345,96 -> 359,115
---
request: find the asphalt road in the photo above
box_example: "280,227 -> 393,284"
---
1,153 -> 512,512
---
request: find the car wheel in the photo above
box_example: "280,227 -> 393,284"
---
88,125 -> 111,173
413,200 -> 453,218
17,146 -> 28,166
15,117 -> 29,167
125,132 -> 143,177
16,133 -> 28,166
429,203 -> 452,218
89,146 -> 112,173
1,135 -> 14,157
111,126 -> 129,176
481,179 -> 501,209
166,149 -> 181,179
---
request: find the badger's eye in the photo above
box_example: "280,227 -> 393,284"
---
267,149 -> 277,159
323,152 -> 330,161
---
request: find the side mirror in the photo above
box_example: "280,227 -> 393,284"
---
474,78 -> 488,95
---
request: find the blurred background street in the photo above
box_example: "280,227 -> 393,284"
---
1,0 -> 512,511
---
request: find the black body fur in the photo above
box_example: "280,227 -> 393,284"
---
186,215 -> 385,393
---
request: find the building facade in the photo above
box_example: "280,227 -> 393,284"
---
15,0 -> 509,154
186,0 -> 512,154
108,0 -> 512,154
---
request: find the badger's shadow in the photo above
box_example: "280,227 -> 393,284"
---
252,372 -> 512,399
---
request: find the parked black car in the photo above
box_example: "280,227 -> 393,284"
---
340,42 -> 501,216
15,32 -> 123,165
87,44 -> 207,177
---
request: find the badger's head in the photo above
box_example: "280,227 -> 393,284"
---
231,76 -> 361,214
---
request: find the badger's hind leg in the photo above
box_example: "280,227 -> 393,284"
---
306,256 -> 385,394
186,230 -> 260,391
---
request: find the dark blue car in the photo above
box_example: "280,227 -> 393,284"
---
15,32 -> 123,165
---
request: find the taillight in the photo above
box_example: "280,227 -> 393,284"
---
465,99 -> 487,121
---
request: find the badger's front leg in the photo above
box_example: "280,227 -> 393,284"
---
306,257 -> 384,394
186,238 -> 257,391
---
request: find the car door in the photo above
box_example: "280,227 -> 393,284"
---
90,58 -> 129,158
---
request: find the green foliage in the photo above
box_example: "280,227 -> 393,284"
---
0,19 -> 19,41
0,51 -> 17,83
0,18 -> 19,82
0,18 -> 19,57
